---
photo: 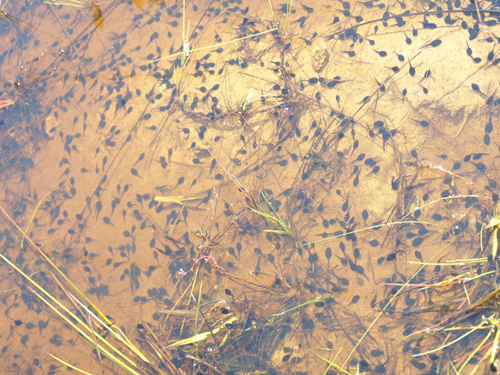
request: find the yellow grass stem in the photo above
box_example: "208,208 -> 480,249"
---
0,204 -> 150,366
315,351 -> 352,375
30,287 -> 141,374
414,320 -> 487,357
458,324 -> 493,373
0,251 -> 141,373
0,253 -> 139,370
46,353 -> 95,375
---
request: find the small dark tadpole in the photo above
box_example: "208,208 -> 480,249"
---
413,119 -> 429,127
488,49 -> 494,61
444,15 -> 456,25
159,156 -> 167,169
391,176 -> 400,190
422,20 -> 437,29
130,168 -> 143,178
404,32 -> 412,44
423,39 -> 441,48
485,114 -> 493,133
135,153 -> 145,164
471,83 -> 484,95
409,62 -> 415,76
374,49 -> 387,57
466,41 -> 472,56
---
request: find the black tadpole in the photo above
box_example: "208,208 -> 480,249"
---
404,32 -> 412,44
130,168 -> 143,178
471,83 -> 484,95
374,50 -> 387,57
485,114 -> 493,133
466,41 -> 472,56
423,39 -> 441,48
409,63 -> 415,76
412,119 -> 429,127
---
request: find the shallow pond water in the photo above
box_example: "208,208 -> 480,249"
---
1,0 -> 500,374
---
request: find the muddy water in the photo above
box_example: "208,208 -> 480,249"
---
1,0 -> 500,374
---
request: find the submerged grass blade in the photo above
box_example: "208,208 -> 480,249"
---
319,346 -> 345,375
315,351 -> 351,375
341,239 -> 455,369
458,326 -> 493,373
173,266 -> 200,357
166,316 -> 236,348
30,287 -> 142,374
46,2 -> 81,58
249,192 -> 293,237
21,191 -> 50,249
414,321 -> 486,357
219,1 -> 244,78
154,195 -> 202,204
491,324 -> 500,367
43,0 -> 85,7
1,206 -> 112,326
150,28 -> 277,63
493,227 -> 498,259
70,294 -> 129,346
46,353 -> 95,375
272,296 -> 327,317
0,201 -> 169,373
283,0 -> 293,34
306,220 -> 447,246
0,252 -> 143,373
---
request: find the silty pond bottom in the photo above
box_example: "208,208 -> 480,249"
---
1,0 -> 500,374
